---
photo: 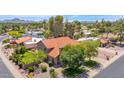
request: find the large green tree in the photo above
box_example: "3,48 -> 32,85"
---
21,51 -> 37,65
21,50 -> 46,65
11,46 -> 27,65
48,16 -> 64,37
79,41 -> 99,60
60,45 -> 85,69
43,29 -> 50,39
35,50 -> 47,63
60,45 -> 85,77
7,31 -> 21,39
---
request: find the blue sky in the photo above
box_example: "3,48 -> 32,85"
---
0,15 -> 124,22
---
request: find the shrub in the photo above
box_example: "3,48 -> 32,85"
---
74,34 -> 82,39
48,61 -> 54,67
90,32 -> 98,37
63,67 -> 86,78
27,72 -> 34,78
110,37 -> 118,42
40,63 -> 48,72
5,44 -> 11,49
2,38 -> 10,44
49,69 -> 58,78
27,66 -> 34,72
83,60 -> 99,68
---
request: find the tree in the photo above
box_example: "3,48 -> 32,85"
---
11,53 -> 23,65
11,46 -> 27,65
60,45 -> 86,77
2,38 -> 10,44
64,21 -> 74,38
115,20 -> 124,45
8,31 -> 21,39
79,41 -> 99,60
21,50 -> 46,65
48,17 -> 54,31
60,45 -> 85,69
15,46 -> 27,54
35,50 -> 47,63
43,30 -> 50,39
73,20 -> 81,32
21,51 -> 37,65
48,16 -> 64,37
0,25 -> 4,34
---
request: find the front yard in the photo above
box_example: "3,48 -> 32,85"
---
2,37 -> 124,78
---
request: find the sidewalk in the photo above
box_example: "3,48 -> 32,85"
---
0,43 -> 23,78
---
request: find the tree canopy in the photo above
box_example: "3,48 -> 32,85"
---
60,45 -> 85,69
7,31 -> 21,39
79,41 -> 99,60
21,51 -> 37,65
21,50 -> 46,65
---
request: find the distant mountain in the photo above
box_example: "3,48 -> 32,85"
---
0,15 -> 124,23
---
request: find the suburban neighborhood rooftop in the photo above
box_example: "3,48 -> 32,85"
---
42,37 -> 79,49
15,36 -> 32,44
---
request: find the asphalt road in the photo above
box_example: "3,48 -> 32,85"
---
0,58 -> 14,78
94,55 -> 124,78
0,35 -> 9,42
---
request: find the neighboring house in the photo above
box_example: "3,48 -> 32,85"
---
24,37 -> 43,49
81,26 -> 91,37
99,38 -> 109,47
37,37 -> 79,64
23,31 -> 44,38
10,36 -> 43,49
10,36 -> 32,44
78,37 -> 99,42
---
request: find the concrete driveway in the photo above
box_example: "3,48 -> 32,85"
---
94,55 -> 124,78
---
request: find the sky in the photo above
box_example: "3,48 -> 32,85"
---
0,15 -> 124,22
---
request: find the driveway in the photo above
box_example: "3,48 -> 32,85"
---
0,58 -> 14,78
94,55 -> 124,78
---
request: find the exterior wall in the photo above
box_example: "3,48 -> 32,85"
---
22,62 -> 39,69
37,41 -> 54,53
37,41 -> 47,52
54,58 -> 58,64
24,43 -> 37,49
37,41 -> 59,64
48,56 -> 58,64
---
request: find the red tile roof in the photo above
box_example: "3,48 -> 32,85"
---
100,38 -> 109,44
48,47 -> 60,58
42,37 -> 79,49
42,37 -> 79,58
15,37 -> 32,44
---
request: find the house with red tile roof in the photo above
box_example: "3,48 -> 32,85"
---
11,36 -> 32,44
11,36 -> 43,49
99,38 -> 109,47
37,37 -> 79,64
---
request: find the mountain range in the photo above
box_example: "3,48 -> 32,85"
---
0,15 -> 124,23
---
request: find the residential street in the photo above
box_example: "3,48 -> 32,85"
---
0,35 -> 14,78
0,43 -> 23,78
0,58 -> 14,78
0,35 -> 8,42
94,55 -> 124,78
